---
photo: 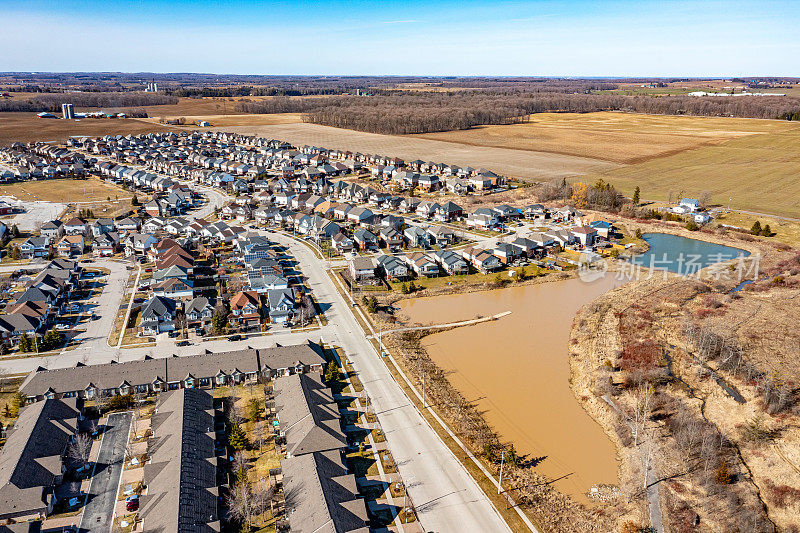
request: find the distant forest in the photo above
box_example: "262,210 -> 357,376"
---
237,92 -> 800,134
0,92 -> 177,113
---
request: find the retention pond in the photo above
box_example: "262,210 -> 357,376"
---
398,275 -> 625,503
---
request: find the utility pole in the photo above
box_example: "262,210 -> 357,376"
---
498,450 -> 505,494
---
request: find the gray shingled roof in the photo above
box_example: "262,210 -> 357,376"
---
274,373 -> 346,457
0,399 -> 79,519
140,388 -> 219,532
283,449 -> 369,533
19,342 -> 326,398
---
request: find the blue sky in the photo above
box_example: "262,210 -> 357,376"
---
3,0 -> 799,75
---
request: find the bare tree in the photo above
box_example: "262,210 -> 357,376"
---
68,433 -> 93,466
226,478 -> 253,529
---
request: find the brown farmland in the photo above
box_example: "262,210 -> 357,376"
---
214,122 -> 619,180
415,112 -> 796,164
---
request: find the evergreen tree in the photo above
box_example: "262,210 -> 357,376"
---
42,328 -> 64,351
212,310 -> 228,334
11,225 -> 20,238
761,224 -> 772,237
324,361 -> 342,384
246,397 -> 262,421
131,196 -> 139,206
751,220 -> 762,235
632,186 -> 640,205
366,296 -> 378,313
229,423 -> 248,450
10,246 -> 21,260
18,333 -> 31,353
507,444 -> 518,468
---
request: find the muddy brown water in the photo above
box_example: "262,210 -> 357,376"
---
398,275 -> 625,503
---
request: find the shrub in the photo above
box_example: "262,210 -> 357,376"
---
685,220 -> 700,231
107,394 -> 134,410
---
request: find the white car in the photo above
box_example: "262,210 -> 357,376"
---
55,323 -> 71,330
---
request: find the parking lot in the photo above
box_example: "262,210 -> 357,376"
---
0,196 -> 66,232
79,412 -> 132,533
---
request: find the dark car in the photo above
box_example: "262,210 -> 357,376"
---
227,334 -> 242,342
176,340 -> 191,347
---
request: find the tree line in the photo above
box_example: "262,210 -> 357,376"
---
237,91 -> 800,134
0,92 -> 178,112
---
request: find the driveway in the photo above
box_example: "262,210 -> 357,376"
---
79,412 -> 132,533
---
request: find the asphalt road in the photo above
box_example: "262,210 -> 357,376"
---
266,230 -> 514,533
79,411 -> 132,533
2,180 -> 518,532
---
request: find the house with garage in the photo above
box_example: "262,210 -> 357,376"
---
353,228 -> 378,252
427,225 -> 457,247
492,242 -> 522,264
405,252 -> 439,277
56,234 -> 85,257
571,226 -> 598,247
523,204 -> 548,221
434,201 -> 463,222
404,226 -> 429,248
379,227 -> 403,249
19,237 -> 51,259
186,296 -> 215,328
63,217 -> 87,236
376,254 -> 409,280
461,247 -> 502,273
39,220 -> 63,240
332,233 -> 354,253
434,249 -> 469,275
228,290 -> 263,329
348,257 -> 376,283
267,288 -> 295,324
140,296 -> 177,336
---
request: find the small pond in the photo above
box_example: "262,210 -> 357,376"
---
630,233 -> 749,274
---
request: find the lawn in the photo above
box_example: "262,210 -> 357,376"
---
713,210 -> 800,248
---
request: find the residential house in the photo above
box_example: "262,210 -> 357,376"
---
186,296 -> 215,328
140,296 -> 177,335
403,226 -> 429,248
353,228 -> 378,252
405,252 -> 439,277
434,250 -> 468,275
56,235 -> 85,257
348,257 -> 376,282
267,288 -> 295,324
376,255 -> 409,280
228,291 -> 262,329
332,233 -> 354,253
571,226 -> 598,247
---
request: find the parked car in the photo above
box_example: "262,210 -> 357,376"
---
55,323 -> 71,330
125,496 -> 139,512
176,340 -> 191,347
227,334 -> 242,342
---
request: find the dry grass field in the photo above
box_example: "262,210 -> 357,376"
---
415,112 -> 796,163
0,176 -> 130,204
216,122 -> 619,180
0,112 -> 180,145
139,112 -> 302,128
